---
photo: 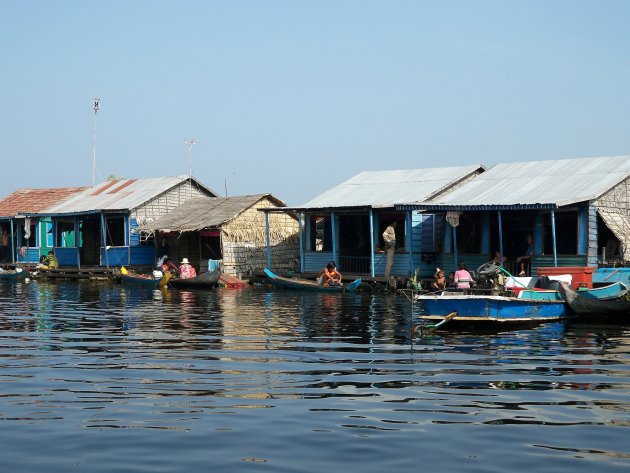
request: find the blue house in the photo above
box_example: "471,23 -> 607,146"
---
27,176 -> 218,268
267,165 -> 485,277
396,155 -> 630,277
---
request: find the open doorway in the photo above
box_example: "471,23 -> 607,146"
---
338,214 -> 371,273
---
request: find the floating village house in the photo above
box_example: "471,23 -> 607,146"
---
26,176 -> 217,267
139,194 -> 299,277
266,165 -> 486,278
396,155 -> 630,276
0,187 -> 88,264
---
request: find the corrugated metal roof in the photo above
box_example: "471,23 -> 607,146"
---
139,194 -> 286,232
43,176 -> 217,215
296,165 -> 485,209
407,155 -> 630,209
0,187 -> 88,217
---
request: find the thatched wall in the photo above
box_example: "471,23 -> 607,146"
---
221,197 -> 299,276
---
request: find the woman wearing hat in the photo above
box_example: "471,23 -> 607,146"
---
179,257 -> 197,279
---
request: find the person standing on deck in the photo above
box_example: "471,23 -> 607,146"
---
382,221 -> 397,278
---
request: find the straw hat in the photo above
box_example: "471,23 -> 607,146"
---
180,257 -> 190,264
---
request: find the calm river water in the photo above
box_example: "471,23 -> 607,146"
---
0,280 -> 628,472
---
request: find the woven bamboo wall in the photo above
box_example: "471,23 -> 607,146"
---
221,197 -> 299,276
593,177 -> 630,260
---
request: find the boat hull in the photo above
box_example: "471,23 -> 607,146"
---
558,282 -> 630,319
264,268 -> 361,292
121,271 -> 171,288
169,270 -> 221,289
0,269 -> 27,280
417,294 -> 569,323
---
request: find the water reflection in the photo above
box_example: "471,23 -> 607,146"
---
0,281 -> 628,472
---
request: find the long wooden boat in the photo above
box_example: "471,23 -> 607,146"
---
558,282 -> 630,319
0,268 -> 27,280
169,269 -> 221,289
264,268 -> 361,292
416,292 -> 569,324
120,267 -> 172,288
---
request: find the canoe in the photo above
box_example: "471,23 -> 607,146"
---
416,293 -> 569,324
558,282 -> 630,319
120,267 -> 172,288
0,268 -> 27,280
264,268 -> 361,292
169,269 -> 221,289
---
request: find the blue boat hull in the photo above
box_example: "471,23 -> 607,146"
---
417,294 -> 569,323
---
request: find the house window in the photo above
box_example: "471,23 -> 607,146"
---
378,214 -> 406,250
105,216 -> 125,247
56,220 -> 76,247
310,216 -> 332,252
456,212 -> 482,254
543,211 -> 577,255
46,222 -> 53,247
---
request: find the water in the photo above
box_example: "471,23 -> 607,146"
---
0,280 -> 628,472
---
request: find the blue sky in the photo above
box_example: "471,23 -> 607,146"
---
2,1 -> 629,205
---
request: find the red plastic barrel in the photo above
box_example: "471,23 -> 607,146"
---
536,266 -> 595,289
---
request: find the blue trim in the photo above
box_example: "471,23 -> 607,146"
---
74,217 -> 80,268
578,207 -> 588,255
9,219 -> 14,263
397,203 -> 558,211
369,208 -> 375,277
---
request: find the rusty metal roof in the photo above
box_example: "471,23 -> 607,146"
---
140,194 -> 287,232
0,187 -> 88,217
294,165 -> 485,210
398,155 -> 630,210
42,176 -> 217,215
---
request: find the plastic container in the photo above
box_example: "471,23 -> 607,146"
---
536,266 -> 595,289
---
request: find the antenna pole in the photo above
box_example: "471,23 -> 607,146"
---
92,98 -> 100,186
184,138 -> 196,197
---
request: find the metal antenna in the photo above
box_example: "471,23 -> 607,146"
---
92,98 -> 100,186
184,138 -> 195,197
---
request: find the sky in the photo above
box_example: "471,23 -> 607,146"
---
2,1 -> 630,205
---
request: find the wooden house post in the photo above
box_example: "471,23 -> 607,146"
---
9,219 -> 14,264
265,211 -> 271,270
551,210 -> 558,267
100,213 -> 109,269
298,213 -> 304,273
74,217 -> 81,268
331,209 -> 337,265
369,208 -> 375,278
577,207 -> 588,255
497,210 -> 504,263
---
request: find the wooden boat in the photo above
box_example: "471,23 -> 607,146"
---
169,269 -> 221,289
264,268 -> 361,292
415,292 -> 569,324
120,267 -> 172,288
0,267 -> 27,280
558,282 -> 630,319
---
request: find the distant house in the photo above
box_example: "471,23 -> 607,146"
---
0,187 -> 87,264
397,155 -> 630,275
140,194 -> 299,277
28,176 -> 218,267
276,165 -> 485,277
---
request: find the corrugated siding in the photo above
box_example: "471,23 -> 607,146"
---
101,247 -> 129,266
129,218 -> 140,246
56,247 -> 79,266
17,248 -> 40,264
130,246 -> 155,265
304,252 -> 334,273
372,253 -> 410,276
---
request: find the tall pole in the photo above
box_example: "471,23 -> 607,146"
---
92,98 -> 100,186
184,138 -> 195,198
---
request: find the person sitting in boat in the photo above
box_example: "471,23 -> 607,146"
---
454,262 -> 472,289
179,257 -> 197,279
516,234 -> 534,276
318,261 -> 342,286
161,257 -> 179,275
430,268 -> 446,292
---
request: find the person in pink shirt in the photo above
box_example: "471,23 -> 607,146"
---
454,262 -> 472,289
179,258 -> 197,279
